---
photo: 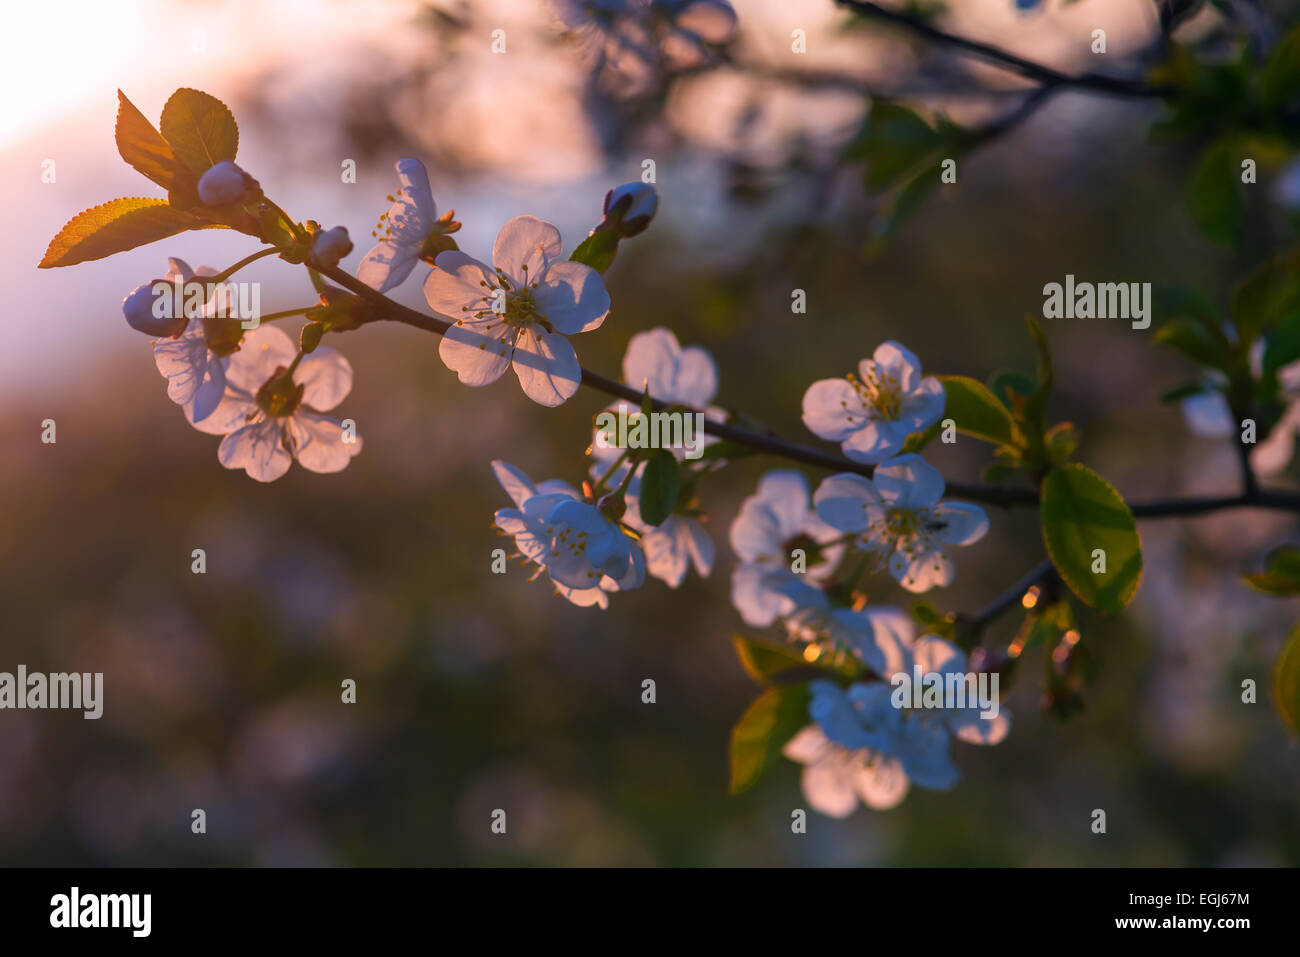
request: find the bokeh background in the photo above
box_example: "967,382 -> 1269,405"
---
2,0 -> 1299,865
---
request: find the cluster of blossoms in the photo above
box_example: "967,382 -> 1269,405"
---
782,608 -> 1010,816
111,141 -> 1007,816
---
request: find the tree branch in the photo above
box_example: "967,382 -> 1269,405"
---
313,262 -> 1300,521
834,0 -> 1173,98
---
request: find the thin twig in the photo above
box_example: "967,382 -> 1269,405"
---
834,0 -> 1173,98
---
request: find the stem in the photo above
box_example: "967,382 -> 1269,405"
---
311,262 -> 1300,522
210,247 -> 278,283
833,0 -> 1172,98
257,307 -> 316,323
970,558 -> 1056,634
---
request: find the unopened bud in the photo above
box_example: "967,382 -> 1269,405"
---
601,182 -> 658,237
198,160 -> 258,206
312,226 -> 353,267
123,281 -> 186,338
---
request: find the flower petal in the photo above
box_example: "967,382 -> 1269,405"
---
872,454 -> 945,508
492,215 -> 562,283
357,240 -> 421,293
512,324 -> 581,406
534,260 -> 610,334
290,413 -> 361,473
218,420 -> 292,482
931,501 -> 989,546
225,326 -> 297,393
888,544 -> 955,593
295,347 -> 353,411
813,472 -> 878,532
802,377 -> 869,442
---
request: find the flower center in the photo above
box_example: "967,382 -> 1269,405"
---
255,367 -> 304,418
849,366 -> 903,420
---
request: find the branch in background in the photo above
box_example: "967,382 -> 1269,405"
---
834,0 -> 1173,98
969,557 -> 1058,635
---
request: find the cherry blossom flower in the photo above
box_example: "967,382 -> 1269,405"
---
357,158 -> 460,293
200,326 -> 362,482
781,722 -> 910,817
802,341 -> 945,464
729,471 -> 843,626
601,182 -> 659,237
491,460 -> 645,607
426,215 -> 610,407
787,614 -> 1010,815
151,258 -> 229,425
813,455 -> 988,593
590,458 -> 713,587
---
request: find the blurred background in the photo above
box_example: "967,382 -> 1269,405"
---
2,0 -> 1299,865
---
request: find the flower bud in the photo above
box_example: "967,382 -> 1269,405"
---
198,160 -> 257,206
601,182 -> 658,237
311,226 -> 353,267
122,281 -> 187,338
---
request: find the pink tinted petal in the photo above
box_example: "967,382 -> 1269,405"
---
685,516 -> 714,576
492,215 -> 562,283
512,325 -> 581,407
801,753 -> 861,818
854,756 -> 910,810
424,251 -> 495,316
357,241 -> 421,293
782,725 -> 831,765
439,316 -> 515,387
295,347 -> 353,411
492,460 -> 538,508
802,378 -> 868,442
218,420 -> 292,482
534,260 -> 610,334
623,327 -> 680,395
754,470 -> 811,541
888,545 -> 954,593
729,500 -> 784,563
813,473 -> 878,532
870,341 -> 923,392
949,708 -> 1012,746
226,326 -> 296,392
290,413 -> 360,474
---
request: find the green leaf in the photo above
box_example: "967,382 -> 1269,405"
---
850,101 -> 945,190
936,375 -> 1019,446
868,167 -> 941,253
115,90 -> 178,189
1243,545 -> 1300,596
158,87 -> 239,174
1040,463 -> 1143,614
990,370 -> 1036,408
1263,312 -> 1300,377
1187,140 -> 1243,248
1153,316 -> 1231,370
638,449 -> 679,526
38,197 -> 210,269
1233,248 -> 1300,351
729,684 -> 811,795
731,634 -> 808,685
1258,23 -> 1300,110
569,229 -> 619,274
1273,624 -> 1300,736
1159,381 -> 1209,403
1044,422 -> 1080,463
1025,315 -> 1054,428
